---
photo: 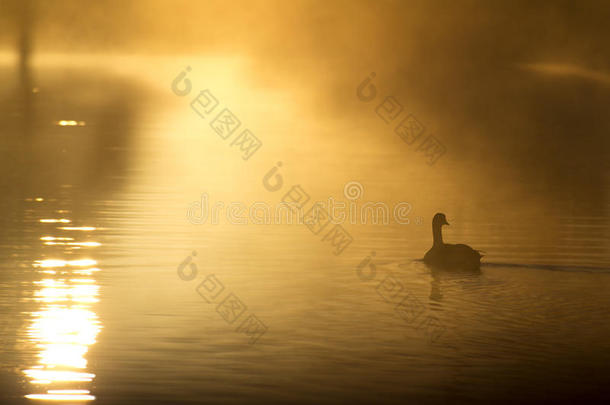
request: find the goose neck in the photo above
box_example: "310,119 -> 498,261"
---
433,222 -> 444,247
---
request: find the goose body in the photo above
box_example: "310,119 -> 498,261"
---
424,213 -> 482,270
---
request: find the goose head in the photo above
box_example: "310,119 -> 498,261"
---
433,213 -> 449,227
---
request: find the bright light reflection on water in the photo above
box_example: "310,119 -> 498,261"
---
23,217 -> 102,402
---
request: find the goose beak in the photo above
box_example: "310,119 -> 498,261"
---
443,219 -> 450,226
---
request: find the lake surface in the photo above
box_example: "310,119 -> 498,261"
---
1,55 -> 609,404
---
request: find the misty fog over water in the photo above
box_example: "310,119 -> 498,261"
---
0,1 -> 609,404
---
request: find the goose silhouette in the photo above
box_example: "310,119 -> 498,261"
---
424,213 -> 483,270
